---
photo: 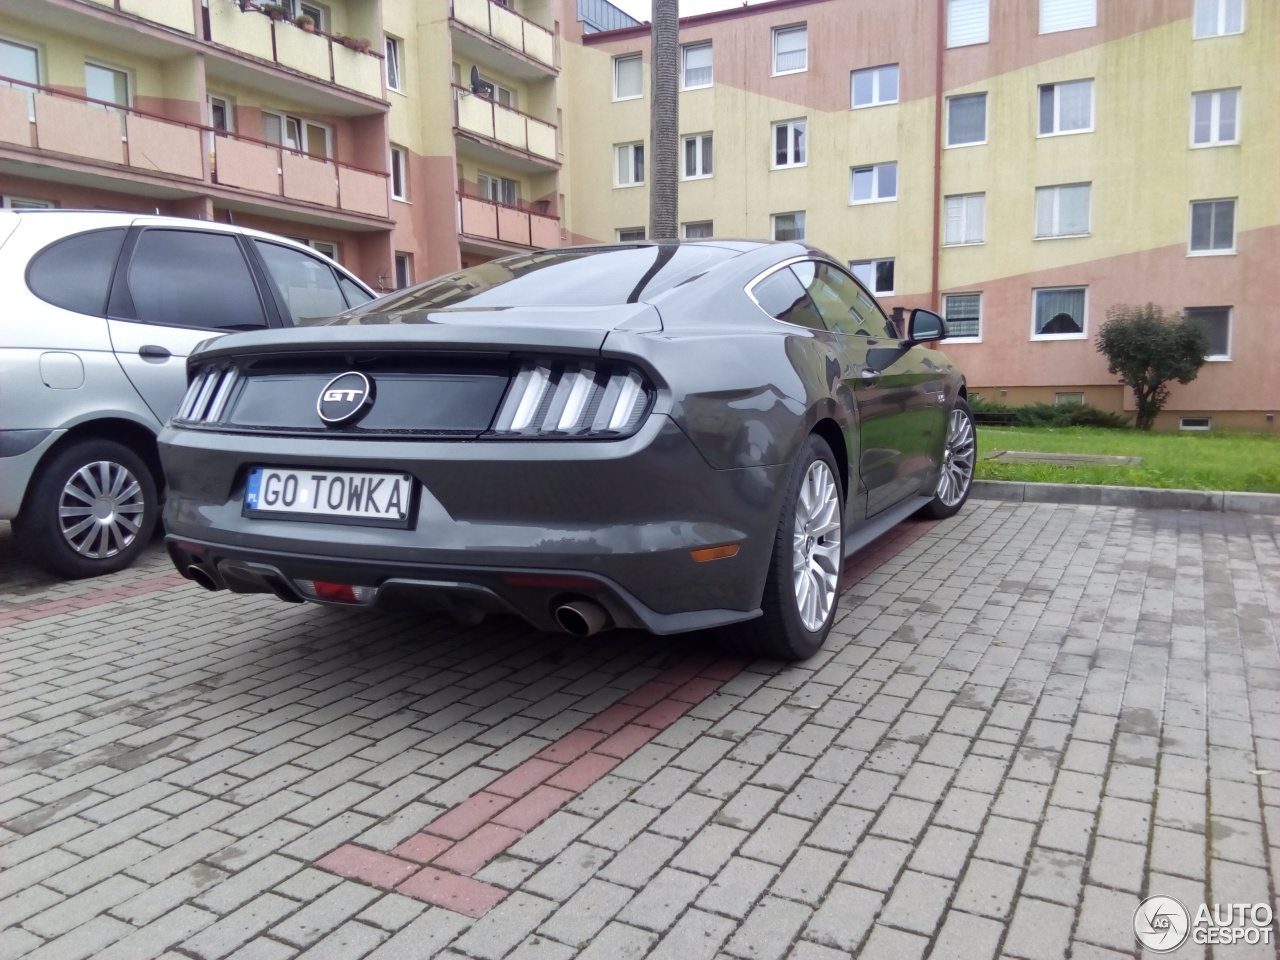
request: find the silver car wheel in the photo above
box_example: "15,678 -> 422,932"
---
937,408 -> 976,507
58,460 -> 146,559
792,459 -> 842,632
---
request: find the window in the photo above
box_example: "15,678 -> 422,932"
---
3,196 -> 53,209
944,193 -> 985,245
1189,199 -> 1235,253
297,2 -> 325,30
1180,417 -> 1212,431
385,35 -> 402,91
852,64 -> 898,108
947,93 -> 987,146
27,228 -> 126,316
301,239 -> 338,261
682,42 -> 712,89
773,25 -> 807,75
850,259 -> 895,296
615,142 -> 644,187
772,212 -> 805,241
947,0 -> 989,47
478,171 -> 519,206
474,74 -> 516,108
1055,392 -> 1085,405
751,267 -> 824,330
1185,306 -> 1231,359
1,38 -> 40,119
84,62 -> 128,108
1194,0 -> 1244,37
208,94 -> 233,133
339,275 -> 373,307
683,220 -> 713,239
1192,89 -> 1239,145
850,163 -> 897,203
617,227 -> 646,242
1040,0 -> 1096,33
944,293 -> 981,339
1035,183 -> 1090,237
394,252 -> 412,289
1033,286 -> 1086,338
263,112 -> 331,157
614,54 -> 643,100
792,260 -> 895,338
390,147 -> 407,200
254,240 -> 348,323
772,120 -> 806,168
681,133 -> 713,179
1039,79 -> 1093,134
128,230 -> 266,330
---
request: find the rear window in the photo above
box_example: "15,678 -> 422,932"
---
309,245 -> 736,324
27,228 -> 126,316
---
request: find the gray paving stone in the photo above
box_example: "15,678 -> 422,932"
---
723,896 -> 811,960
573,921 -> 655,960
616,867 -> 707,933
538,878 -> 633,945
1002,897 -> 1074,960
695,856 -> 778,919
953,859 -> 1021,920
647,909 -> 736,960
877,869 -> 952,935
803,883 -> 881,953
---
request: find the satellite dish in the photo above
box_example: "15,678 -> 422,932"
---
470,65 -> 494,99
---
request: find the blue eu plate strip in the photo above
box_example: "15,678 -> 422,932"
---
245,469 -> 262,509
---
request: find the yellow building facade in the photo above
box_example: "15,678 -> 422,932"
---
2,0 -> 1276,428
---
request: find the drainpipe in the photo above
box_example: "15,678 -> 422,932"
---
929,0 -> 945,311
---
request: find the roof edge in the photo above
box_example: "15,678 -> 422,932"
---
580,0 -> 831,43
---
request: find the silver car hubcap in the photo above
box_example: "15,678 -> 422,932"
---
792,460 -> 842,632
58,461 -> 146,559
937,408 -> 976,507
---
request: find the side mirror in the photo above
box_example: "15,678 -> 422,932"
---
908,308 -> 947,343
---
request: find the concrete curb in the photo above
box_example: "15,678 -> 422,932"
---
971,480 -> 1280,515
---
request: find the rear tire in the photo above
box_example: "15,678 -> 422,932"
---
916,399 -> 976,520
721,435 -> 844,661
13,438 -> 158,579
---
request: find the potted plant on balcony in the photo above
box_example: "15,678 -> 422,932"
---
258,3 -> 288,21
295,13 -> 316,31
339,35 -> 371,53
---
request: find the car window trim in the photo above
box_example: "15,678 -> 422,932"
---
744,255 -> 830,332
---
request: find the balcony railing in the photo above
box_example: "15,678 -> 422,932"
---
0,76 -> 390,220
457,192 -> 559,249
206,2 -> 384,99
451,0 -> 555,68
108,0 -> 197,34
452,85 -> 557,163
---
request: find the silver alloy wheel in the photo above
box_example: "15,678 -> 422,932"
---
58,460 -> 146,559
937,407 -> 977,507
792,459 -> 842,632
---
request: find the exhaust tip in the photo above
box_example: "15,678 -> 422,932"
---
554,598 -> 610,637
186,565 -> 220,592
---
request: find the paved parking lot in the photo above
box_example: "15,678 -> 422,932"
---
2,500 -> 1278,960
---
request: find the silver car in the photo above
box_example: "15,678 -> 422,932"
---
0,210 -> 375,578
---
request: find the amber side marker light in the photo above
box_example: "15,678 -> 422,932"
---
691,544 -> 740,562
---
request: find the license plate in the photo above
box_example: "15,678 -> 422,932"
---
244,468 -> 414,528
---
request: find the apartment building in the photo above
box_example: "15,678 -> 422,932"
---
562,0 -> 1279,430
2,0 -> 1275,428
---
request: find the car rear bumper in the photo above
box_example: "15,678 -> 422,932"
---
158,414 -> 788,632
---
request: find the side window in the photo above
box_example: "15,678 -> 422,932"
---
27,228 -> 126,316
338,275 -> 374,308
253,240 -> 349,323
127,230 -> 266,330
750,265 -> 824,331
795,260 -> 895,339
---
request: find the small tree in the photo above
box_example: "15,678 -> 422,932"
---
1096,303 -> 1209,430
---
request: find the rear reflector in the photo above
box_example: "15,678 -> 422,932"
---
295,580 -> 376,604
691,544 -> 740,562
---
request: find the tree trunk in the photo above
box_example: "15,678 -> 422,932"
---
648,0 -> 679,240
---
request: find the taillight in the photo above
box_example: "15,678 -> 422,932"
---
489,360 -> 653,438
174,365 -> 239,425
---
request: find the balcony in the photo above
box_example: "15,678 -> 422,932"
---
90,0 -> 196,34
450,0 -> 555,74
0,78 -> 390,224
458,193 -> 560,250
453,86 -> 557,168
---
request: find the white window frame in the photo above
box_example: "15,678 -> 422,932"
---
613,54 -> 643,101
943,193 -> 985,245
1031,285 -> 1088,341
1180,417 -> 1212,431
84,59 -> 132,109
943,292 -> 982,341
262,110 -> 333,158
617,227 -> 646,242
478,171 -> 519,207
1039,0 -> 1096,35
384,35 -> 402,92
772,211 -> 805,241
1038,79 -> 1095,136
682,220 -> 713,239
1034,183 -> 1091,239
849,258 -> 895,297
614,141 -> 644,187
850,163 -> 897,204
2,195 -> 54,209
389,146 -> 408,201
394,251 -> 412,289
851,64 -> 899,109
1193,0 -> 1245,38
947,0 -> 989,48
772,24 -> 808,76
681,42 -> 713,90
1188,198 -> 1236,255
946,92 -> 988,147
682,132 -> 713,180
771,119 -> 806,169
1185,306 -> 1232,360
1190,88 -> 1240,147
1,37 -> 42,121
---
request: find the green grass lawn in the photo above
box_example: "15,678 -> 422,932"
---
975,426 -> 1280,493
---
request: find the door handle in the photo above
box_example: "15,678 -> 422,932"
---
138,345 -> 171,360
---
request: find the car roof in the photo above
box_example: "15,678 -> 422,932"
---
0,209 -> 319,247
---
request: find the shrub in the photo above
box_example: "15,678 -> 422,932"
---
969,396 -> 1129,429
1096,303 -> 1209,431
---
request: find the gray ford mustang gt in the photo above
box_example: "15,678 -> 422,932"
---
160,241 -> 975,660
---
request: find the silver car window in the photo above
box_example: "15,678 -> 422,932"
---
27,228 -> 126,317
128,230 -> 267,330
254,240 -> 349,324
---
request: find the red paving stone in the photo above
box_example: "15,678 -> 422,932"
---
535,727 -> 607,763
633,698 -> 693,729
397,866 -> 509,917
546,752 -> 620,792
392,832 -> 455,864
485,758 -> 563,799
423,791 -> 514,841
0,573 -> 187,628
618,681 -> 678,708
432,823 -> 524,876
671,676 -> 725,703
701,657 -> 750,681
316,845 -> 420,888
580,702 -> 645,734
492,785 -> 574,830
594,723 -> 660,759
